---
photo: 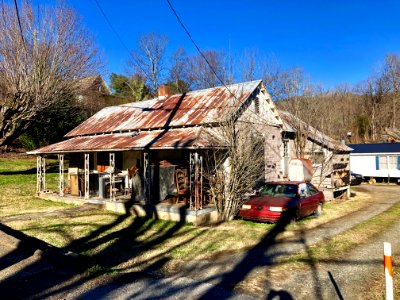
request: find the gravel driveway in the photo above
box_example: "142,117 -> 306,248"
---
169,185 -> 400,299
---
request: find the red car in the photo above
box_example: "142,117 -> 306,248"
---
239,181 -> 325,223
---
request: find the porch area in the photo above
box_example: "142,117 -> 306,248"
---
33,148 -> 219,225
37,192 -> 218,225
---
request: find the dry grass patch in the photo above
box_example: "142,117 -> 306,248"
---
276,201 -> 400,271
6,209 -> 122,247
362,259 -> 399,300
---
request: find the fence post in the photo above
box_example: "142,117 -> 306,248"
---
384,242 -> 393,300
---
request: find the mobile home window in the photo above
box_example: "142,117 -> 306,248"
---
388,156 -> 397,170
377,155 -> 400,170
378,156 -> 388,169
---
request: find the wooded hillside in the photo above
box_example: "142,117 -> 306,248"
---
274,55 -> 400,143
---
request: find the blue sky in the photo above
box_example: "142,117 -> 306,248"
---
62,0 -> 400,88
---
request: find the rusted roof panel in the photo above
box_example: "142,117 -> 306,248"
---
28,127 -> 222,154
279,110 -> 352,152
66,80 -> 262,137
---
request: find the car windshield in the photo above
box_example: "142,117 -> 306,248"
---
258,184 -> 298,198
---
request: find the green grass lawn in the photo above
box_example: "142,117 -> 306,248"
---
0,157 -> 72,218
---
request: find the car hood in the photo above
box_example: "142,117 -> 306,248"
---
244,196 -> 297,207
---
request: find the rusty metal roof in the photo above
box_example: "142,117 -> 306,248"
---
279,110 -> 352,152
28,127 -> 223,154
66,80 -> 262,137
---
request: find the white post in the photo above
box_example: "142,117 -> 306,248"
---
42,156 -> 46,191
58,154 -> 64,196
84,153 -> 89,199
384,242 -> 394,300
37,156 -> 42,193
109,152 -> 115,201
189,152 -> 194,210
143,152 -> 150,203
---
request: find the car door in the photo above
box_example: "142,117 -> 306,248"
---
298,183 -> 313,217
306,183 -> 321,213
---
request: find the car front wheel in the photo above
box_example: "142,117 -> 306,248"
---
314,203 -> 323,216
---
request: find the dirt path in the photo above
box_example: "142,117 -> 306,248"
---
170,185 -> 400,299
274,219 -> 400,299
0,205 -> 96,223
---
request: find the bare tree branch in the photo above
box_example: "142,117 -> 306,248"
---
128,32 -> 168,94
0,2 -> 100,147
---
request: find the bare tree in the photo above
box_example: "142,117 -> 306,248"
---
382,54 -> 400,129
273,68 -> 323,157
187,50 -> 227,89
239,48 -> 275,83
129,32 -> 168,94
168,46 -> 190,93
0,2 -> 100,148
204,117 -> 266,221
240,49 -> 257,81
360,74 -> 387,141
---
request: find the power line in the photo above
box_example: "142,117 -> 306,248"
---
93,0 -> 149,81
165,0 -> 283,128
165,0 -> 238,100
93,0 -> 130,54
13,0 -> 25,45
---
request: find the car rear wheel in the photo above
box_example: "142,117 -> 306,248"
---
314,203 -> 323,216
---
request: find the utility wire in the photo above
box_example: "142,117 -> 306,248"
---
93,0 -> 149,81
94,0 -> 130,54
165,0 -> 238,101
165,0 -> 279,126
13,0 -> 25,45
95,0 -> 276,127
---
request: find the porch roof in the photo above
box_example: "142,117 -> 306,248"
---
27,127 -> 222,154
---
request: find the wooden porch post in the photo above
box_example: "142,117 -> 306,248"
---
109,152 -> 115,201
143,152 -> 151,204
36,156 -> 44,194
84,153 -> 89,199
199,153 -> 203,210
42,156 -> 46,192
189,152 -> 194,210
189,151 -> 203,210
58,154 -> 64,196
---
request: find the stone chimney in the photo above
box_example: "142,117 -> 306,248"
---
158,84 -> 172,100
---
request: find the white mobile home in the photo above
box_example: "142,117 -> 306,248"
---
348,143 -> 400,179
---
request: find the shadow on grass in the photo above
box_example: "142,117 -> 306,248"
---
0,164 -> 59,175
0,201 -> 384,299
0,204 -> 312,299
0,203 -> 203,299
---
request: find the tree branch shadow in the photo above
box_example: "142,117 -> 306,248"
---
0,203 -> 202,299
